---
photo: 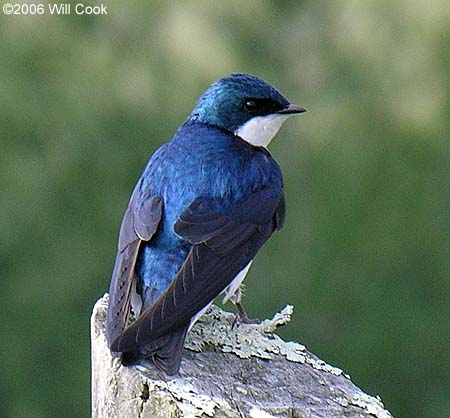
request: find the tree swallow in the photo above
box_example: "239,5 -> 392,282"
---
106,73 -> 306,374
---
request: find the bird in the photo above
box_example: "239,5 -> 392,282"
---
106,73 -> 306,375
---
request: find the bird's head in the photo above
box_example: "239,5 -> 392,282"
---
189,73 -> 305,147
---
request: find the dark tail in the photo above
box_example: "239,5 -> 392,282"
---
121,323 -> 189,375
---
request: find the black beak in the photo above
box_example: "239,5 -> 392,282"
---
277,104 -> 306,115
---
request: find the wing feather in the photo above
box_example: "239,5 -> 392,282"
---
106,182 -> 163,347
111,190 -> 283,352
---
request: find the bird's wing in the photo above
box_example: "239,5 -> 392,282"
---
111,187 -> 286,352
106,181 -> 163,347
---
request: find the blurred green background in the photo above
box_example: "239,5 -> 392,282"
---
1,1 -> 449,417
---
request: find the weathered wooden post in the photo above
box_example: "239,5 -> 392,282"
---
91,294 -> 393,418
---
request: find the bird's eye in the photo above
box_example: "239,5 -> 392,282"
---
242,98 -> 281,115
243,100 -> 258,113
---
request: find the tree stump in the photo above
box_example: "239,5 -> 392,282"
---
91,294 -> 394,418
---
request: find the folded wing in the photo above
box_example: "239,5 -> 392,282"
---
111,188 -> 285,352
106,181 -> 163,347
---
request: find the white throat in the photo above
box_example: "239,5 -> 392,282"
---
234,114 -> 289,147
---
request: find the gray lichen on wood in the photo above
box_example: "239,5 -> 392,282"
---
185,304 -> 344,376
91,294 -> 394,418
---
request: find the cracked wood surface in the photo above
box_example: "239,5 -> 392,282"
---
91,294 -> 394,418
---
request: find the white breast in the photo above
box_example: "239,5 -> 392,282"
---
234,114 -> 289,147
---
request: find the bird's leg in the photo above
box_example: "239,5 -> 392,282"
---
227,285 -> 260,328
234,301 -> 260,325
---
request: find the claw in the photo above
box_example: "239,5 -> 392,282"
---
232,302 -> 261,329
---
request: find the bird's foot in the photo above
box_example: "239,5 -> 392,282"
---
232,302 -> 261,328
